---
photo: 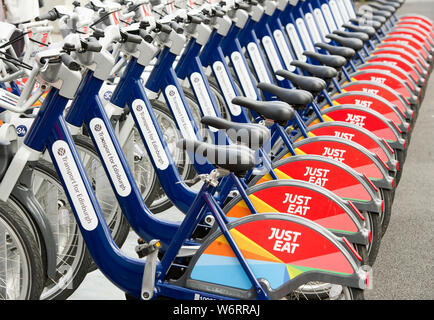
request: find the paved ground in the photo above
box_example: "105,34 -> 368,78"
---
69,0 -> 434,300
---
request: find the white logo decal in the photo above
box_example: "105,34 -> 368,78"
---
286,23 -> 306,61
247,42 -> 272,83
190,72 -> 219,130
212,61 -> 242,116
132,99 -> 169,170
262,36 -> 284,81
231,51 -> 258,99
165,85 -> 198,140
52,140 -> 98,231
273,29 -> 296,71
90,118 -> 132,197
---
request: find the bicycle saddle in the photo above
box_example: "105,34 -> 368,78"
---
256,83 -> 314,110
274,70 -> 326,97
315,42 -> 356,60
343,23 -> 376,37
333,30 -> 370,43
176,139 -> 256,176
302,51 -> 348,71
200,116 -> 270,150
231,96 -> 295,126
290,61 -> 338,83
368,2 -> 397,14
355,13 -> 387,24
349,18 -> 382,31
326,34 -> 365,51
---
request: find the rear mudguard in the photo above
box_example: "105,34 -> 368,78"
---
340,80 -> 413,121
181,214 -> 367,299
392,25 -> 434,45
279,136 -> 394,190
396,20 -> 434,37
223,179 -> 369,245
364,54 -> 423,86
297,121 -> 397,172
376,42 -> 429,68
248,154 -> 382,213
315,104 -> 406,151
386,29 -> 433,51
356,63 -> 419,96
347,69 -> 418,105
381,35 -> 430,60
371,48 -> 426,75
398,15 -> 433,27
322,91 -> 410,133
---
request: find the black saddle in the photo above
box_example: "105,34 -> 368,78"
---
333,30 -> 370,43
326,34 -> 365,51
200,116 -> 270,150
256,83 -> 313,110
315,42 -> 356,60
349,18 -> 382,31
177,139 -> 256,176
231,96 -> 295,126
274,70 -> 326,97
303,51 -> 348,71
343,23 -> 376,37
290,60 -> 338,83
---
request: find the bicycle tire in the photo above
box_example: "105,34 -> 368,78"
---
28,160 -> 93,300
0,199 -> 44,300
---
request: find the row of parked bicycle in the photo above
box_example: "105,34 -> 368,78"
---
0,0 -> 431,300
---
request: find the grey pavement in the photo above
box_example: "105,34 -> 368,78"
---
69,0 -> 434,300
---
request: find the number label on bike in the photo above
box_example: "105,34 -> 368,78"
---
52,140 -> 98,231
90,118 -> 132,197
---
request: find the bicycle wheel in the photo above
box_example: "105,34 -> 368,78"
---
0,200 -> 44,300
28,160 -> 92,300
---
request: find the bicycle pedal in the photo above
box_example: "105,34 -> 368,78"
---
135,240 -> 161,259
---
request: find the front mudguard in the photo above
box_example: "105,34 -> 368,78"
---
11,166 -> 58,281
180,214 -> 368,299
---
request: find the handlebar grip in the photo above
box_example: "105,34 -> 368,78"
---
81,37 -> 102,52
187,14 -> 203,25
213,9 -> 225,18
139,30 -> 154,43
170,21 -> 184,34
120,31 -> 142,44
60,53 -> 81,71
35,9 -> 59,22
155,23 -> 172,34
